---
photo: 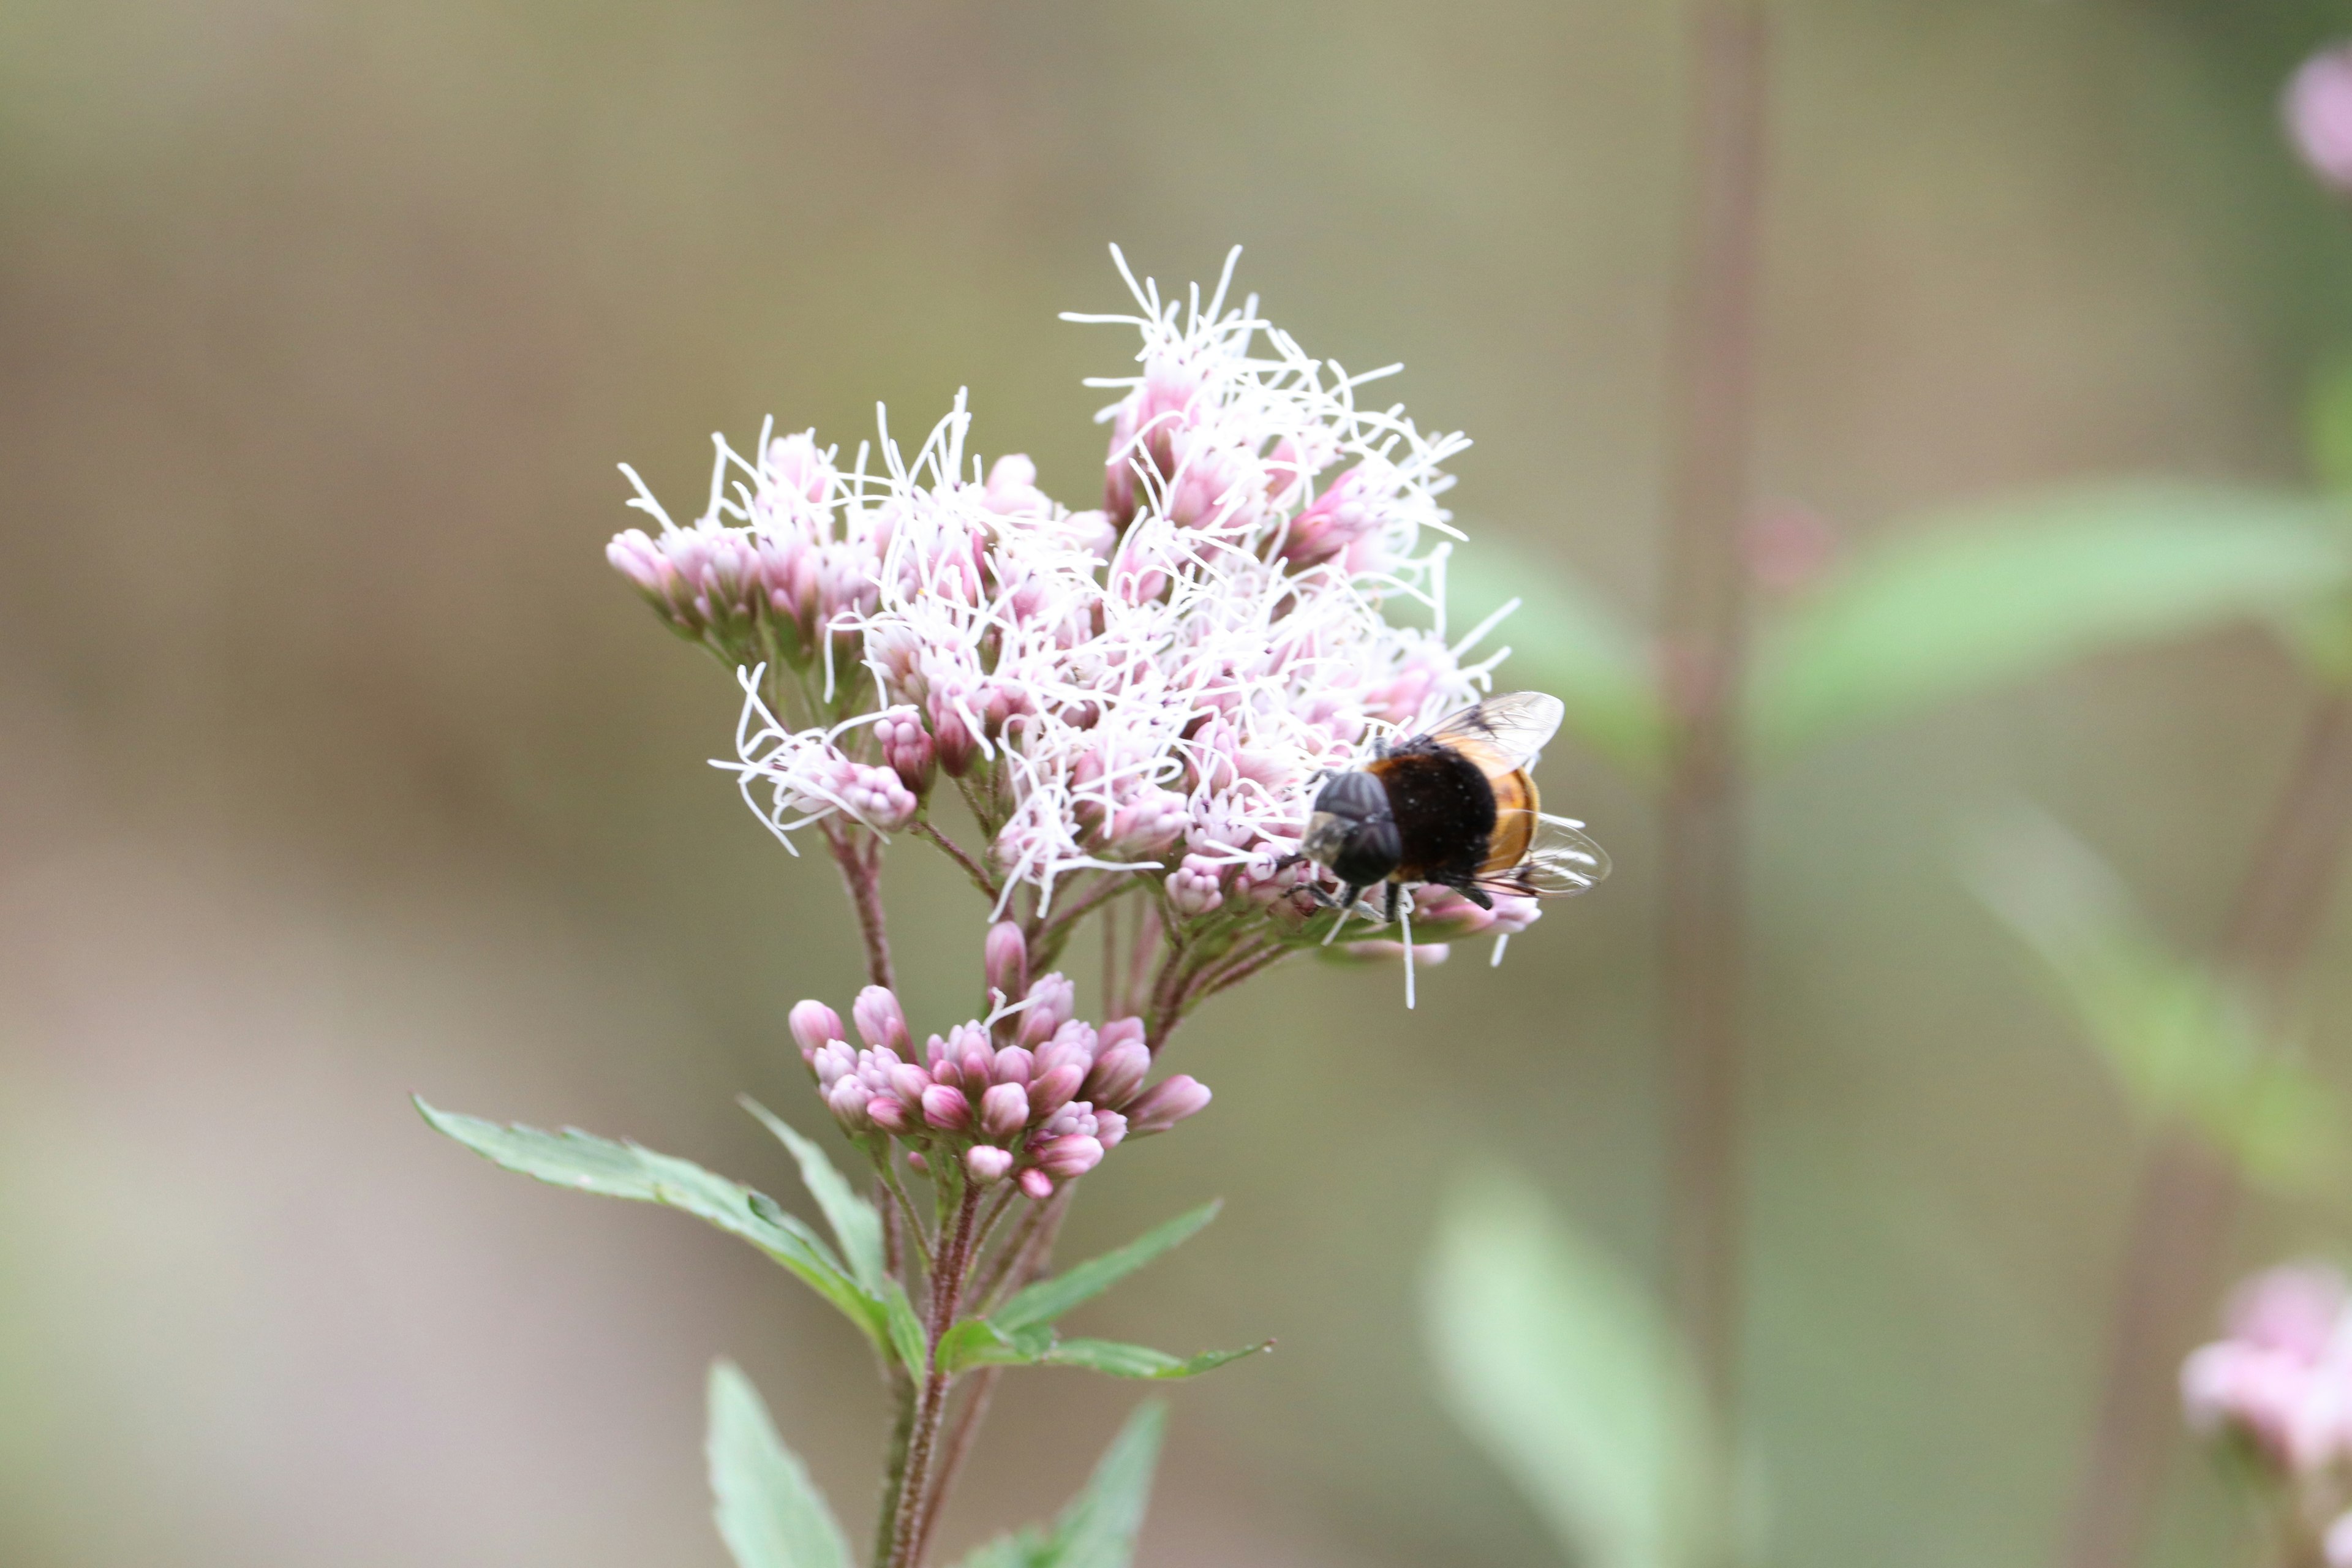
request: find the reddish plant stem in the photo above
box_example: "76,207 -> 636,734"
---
887,1182 -> 985,1568
1657,0 -> 1770,1425
2060,692 -> 2352,1568
914,817 -> 1000,904
825,820 -> 895,991
913,1189 -> 1072,1559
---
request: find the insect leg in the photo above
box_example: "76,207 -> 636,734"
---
1383,882 -> 1400,923
1457,883 -> 1494,911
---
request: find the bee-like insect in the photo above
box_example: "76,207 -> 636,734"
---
1300,691 -> 1609,923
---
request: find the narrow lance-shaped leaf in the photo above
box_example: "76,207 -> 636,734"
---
1424,1170 -> 1721,1568
938,1317 -> 1265,1382
1963,809 -> 2342,1191
707,1360 -> 853,1568
416,1099 -> 888,1349
994,1201 -> 1221,1333
1052,1401 -> 1169,1568
951,1403 -> 1169,1568
742,1096 -> 888,1292
1750,484 -> 2352,754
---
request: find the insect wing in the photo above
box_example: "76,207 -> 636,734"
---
1415,692 -> 1567,780
1482,816 -> 1610,897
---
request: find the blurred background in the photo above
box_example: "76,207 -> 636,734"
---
7,1 -> 2352,1564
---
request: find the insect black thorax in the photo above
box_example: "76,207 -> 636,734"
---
1369,741 -> 1498,884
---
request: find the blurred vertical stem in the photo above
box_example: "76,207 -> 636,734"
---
2061,692 -> 2352,1568
1657,0 -> 1770,1433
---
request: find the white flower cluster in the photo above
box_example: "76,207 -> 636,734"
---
614,250 -> 1521,933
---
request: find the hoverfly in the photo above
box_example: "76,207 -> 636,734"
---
1300,690 -> 1609,927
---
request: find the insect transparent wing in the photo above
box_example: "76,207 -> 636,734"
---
1480,815 -> 1610,897
1415,691 -> 1567,778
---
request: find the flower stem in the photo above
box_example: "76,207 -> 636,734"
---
886,1182 -> 985,1568
825,820 -> 896,990
2060,691 -> 2352,1568
1657,0 -> 1770,1433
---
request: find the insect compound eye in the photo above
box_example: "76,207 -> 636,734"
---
1311,769 -> 1387,821
1331,818 -> 1402,888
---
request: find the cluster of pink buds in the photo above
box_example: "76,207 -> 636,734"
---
2184,1264 -> 2352,1562
787,925 -> 1210,1200
607,432 -> 886,671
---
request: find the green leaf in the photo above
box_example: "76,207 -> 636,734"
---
417,1099 -> 888,1349
741,1097 -> 888,1292
1424,1171 -> 1720,1568
1750,484 -> 2352,753
993,1202 -> 1221,1333
1040,1340 -> 1268,1381
1447,540 -> 1665,774
1050,1401 -> 1167,1568
1964,810 -> 2342,1191
707,1360 -> 853,1568
937,1318 -> 1264,1381
950,1403 -> 1169,1568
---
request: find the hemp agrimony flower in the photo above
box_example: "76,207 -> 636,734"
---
426,249 -> 1602,1568
2185,1264 -> 2352,1564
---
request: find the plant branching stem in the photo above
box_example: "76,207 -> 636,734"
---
886,1182 -> 985,1568
914,818 -> 1000,904
1657,0 -> 1769,1434
826,821 -> 896,990
2060,692 -> 2352,1568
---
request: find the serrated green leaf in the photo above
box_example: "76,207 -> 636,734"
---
1424,1171 -> 1720,1568
1750,484 -> 2351,753
1050,1401 -> 1167,1568
1964,810 -> 2342,1191
994,1202 -> 1221,1334
742,1097 -> 888,1293
707,1360 -> 853,1568
1447,540 -> 1665,775
417,1099 -> 888,1349
936,1317 -> 1051,1376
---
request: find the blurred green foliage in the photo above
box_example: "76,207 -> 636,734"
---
710,1361 -> 856,1568
1424,1173 -> 1720,1568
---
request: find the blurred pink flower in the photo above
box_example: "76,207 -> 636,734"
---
2287,45 -> 2352,192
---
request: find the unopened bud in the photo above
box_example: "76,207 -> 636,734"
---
889,1065 -> 935,1105
1036,1134 -> 1104,1178
965,1145 -> 1014,1185
1125,1074 -> 1212,1135
853,986 -> 911,1054
1017,1167 -> 1054,1200
991,1046 -> 1035,1087
1028,1062 -> 1085,1119
921,1084 -> 973,1131
788,1000 -> 845,1068
984,922 -> 1029,1001
979,1082 -> 1031,1140
1093,1109 -> 1128,1150
827,1079 -> 874,1131
875,705 -> 937,796
867,1095 -> 914,1134
1083,1041 -> 1152,1110
1016,974 -> 1077,1047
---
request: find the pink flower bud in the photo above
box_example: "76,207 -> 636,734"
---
1016,974 -> 1077,1047
1028,1063 -> 1085,1119
921,1084 -> 972,1131
788,1000 -> 845,1068
1018,1167 -> 1054,1200
827,1078 -> 874,1131
889,1065 -> 935,1105
990,1046 -> 1035,1087
959,1039 -> 995,1090
853,986 -> 911,1054
984,922 -> 1029,1001
812,1041 -> 856,1089
875,705 -> 937,796
1125,1074 -> 1212,1135
2288,45 -> 2352,193
1166,854 -> 1226,916
1096,1016 -> 1147,1056
965,1145 -> 1014,1185
867,1095 -> 914,1135
907,1150 -> 929,1174
1083,1041 -> 1152,1109
929,696 -> 979,777
1093,1109 -> 1128,1150
1036,1134 -> 1104,1178
979,1082 -> 1031,1139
